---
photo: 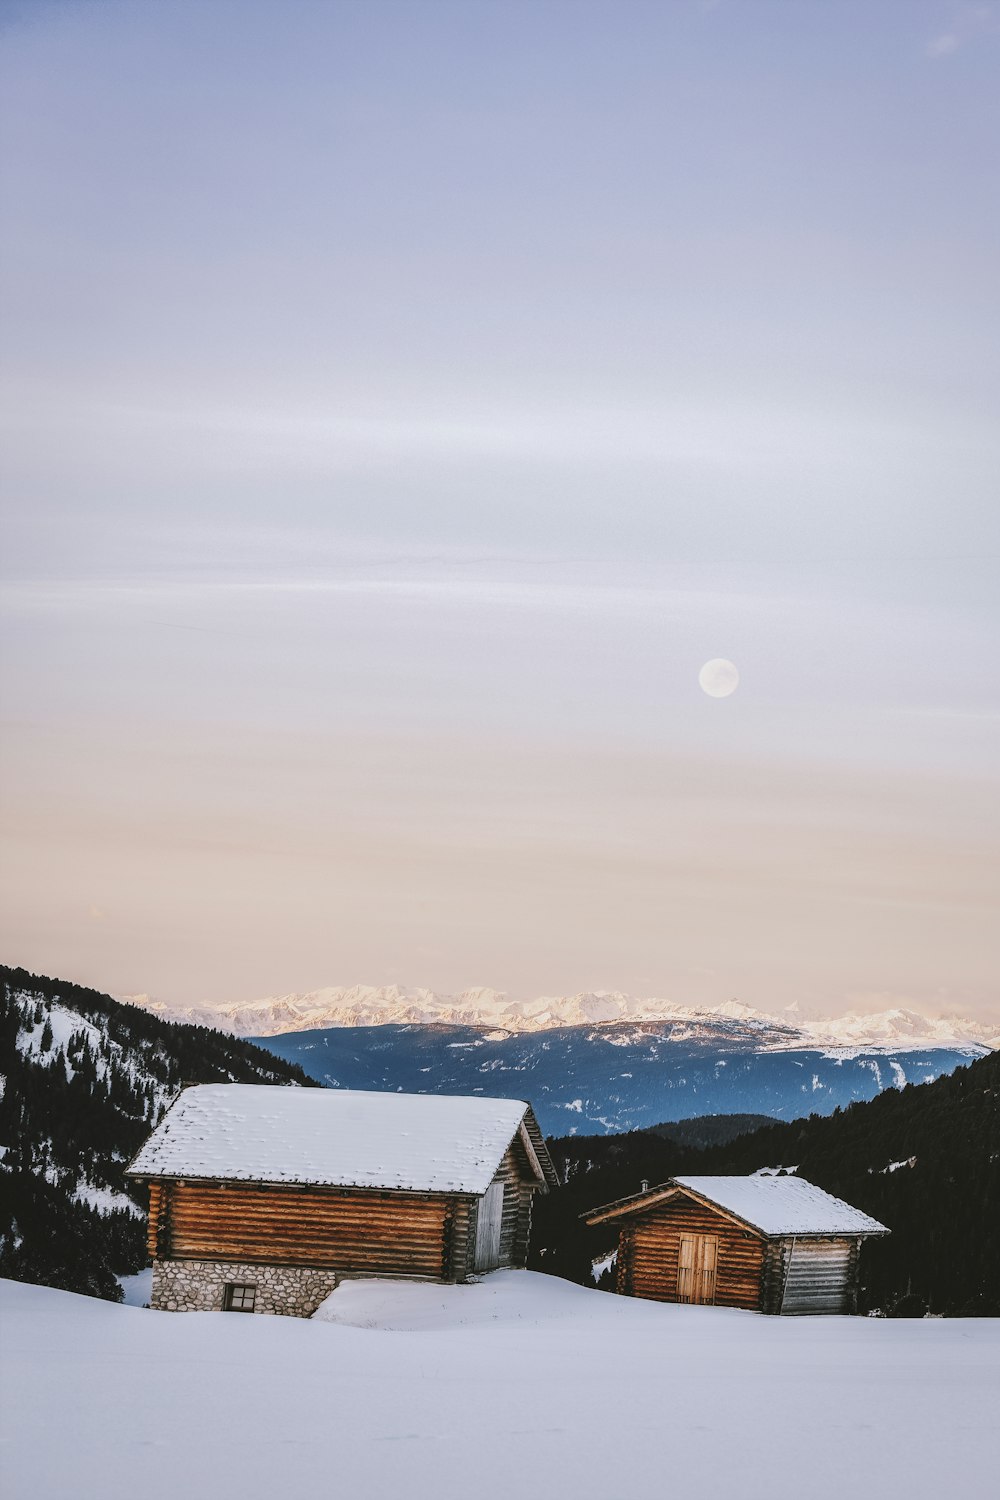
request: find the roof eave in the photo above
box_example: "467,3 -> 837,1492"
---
782,1225 -> 892,1239
520,1105 -> 559,1191
583,1179 -> 889,1238
583,1183 -> 684,1226
590,1185 -> 769,1238
125,1171 -> 484,1198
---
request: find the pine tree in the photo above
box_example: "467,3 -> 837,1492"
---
1,963 -> 316,1303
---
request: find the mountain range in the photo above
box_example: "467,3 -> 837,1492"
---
258,1017 -> 986,1136
128,984 -> 1000,1051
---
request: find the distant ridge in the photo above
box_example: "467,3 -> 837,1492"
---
125,984 -> 999,1053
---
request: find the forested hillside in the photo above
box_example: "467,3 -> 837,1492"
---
0,966 -> 316,1301
648,1112 -> 775,1149
263,1016 -> 985,1136
530,1047 -> 1000,1315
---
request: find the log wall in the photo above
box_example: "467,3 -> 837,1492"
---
449,1197 -> 475,1281
146,1182 -> 164,1266
498,1138 -> 535,1269
150,1180 -> 453,1279
761,1238 -> 786,1314
616,1197 -> 765,1311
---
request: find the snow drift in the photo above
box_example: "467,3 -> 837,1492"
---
2,1272 -> 997,1500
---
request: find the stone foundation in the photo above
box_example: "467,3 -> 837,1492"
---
150,1259 -> 340,1317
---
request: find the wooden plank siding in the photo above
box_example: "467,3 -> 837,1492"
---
776,1238 -> 857,1315
155,1181 -> 453,1279
616,1198 -> 766,1311
461,1138 -> 539,1279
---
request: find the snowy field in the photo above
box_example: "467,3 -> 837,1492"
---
2,1273 -> 997,1500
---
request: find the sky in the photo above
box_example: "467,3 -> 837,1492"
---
1,0 -> 998,1020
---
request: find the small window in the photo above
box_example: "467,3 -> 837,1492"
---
224,1283 -> 257,1313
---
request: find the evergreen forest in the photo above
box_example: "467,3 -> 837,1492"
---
529,1046 -> 1000,1315
0,965 -> 316,1300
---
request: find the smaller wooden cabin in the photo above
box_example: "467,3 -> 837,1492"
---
128,1084 -> 557,1317
585,1175 -> 888,1315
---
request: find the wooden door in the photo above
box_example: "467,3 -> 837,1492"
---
474,1180 -> 505,1272
677,1234 -> 718,1304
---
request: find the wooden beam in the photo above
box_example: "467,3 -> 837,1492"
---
586,1183 -> 768,1238
516,1122 -> 548,1186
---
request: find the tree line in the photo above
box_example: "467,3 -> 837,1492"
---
529,1046 -> 1000,1316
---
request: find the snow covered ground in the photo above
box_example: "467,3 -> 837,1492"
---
2,1272 -> 997,1500
116,1268 -> 153,1307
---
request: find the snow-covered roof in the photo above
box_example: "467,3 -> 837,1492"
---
128,1084 -> 553,1195
587,1175 -> 889,1237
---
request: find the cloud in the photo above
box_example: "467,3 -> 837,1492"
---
925,5 -> 997,57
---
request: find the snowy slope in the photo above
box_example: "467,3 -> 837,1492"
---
3,991 -> 177,1225
0,966 -> 313,1300
130,984 -> 1000,1050
2,984 -> 296,1229
2,1273 -> 998,1500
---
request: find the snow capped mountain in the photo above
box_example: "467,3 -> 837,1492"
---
796,1006 -> 1000,1053
126,985 -> 999,1052
122,988 -> 997,1137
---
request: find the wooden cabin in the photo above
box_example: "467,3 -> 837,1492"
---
128,1083 -> 557,1317
585,1174 -> 889,1315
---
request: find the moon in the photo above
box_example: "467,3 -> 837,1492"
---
699,658 -> 739,698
